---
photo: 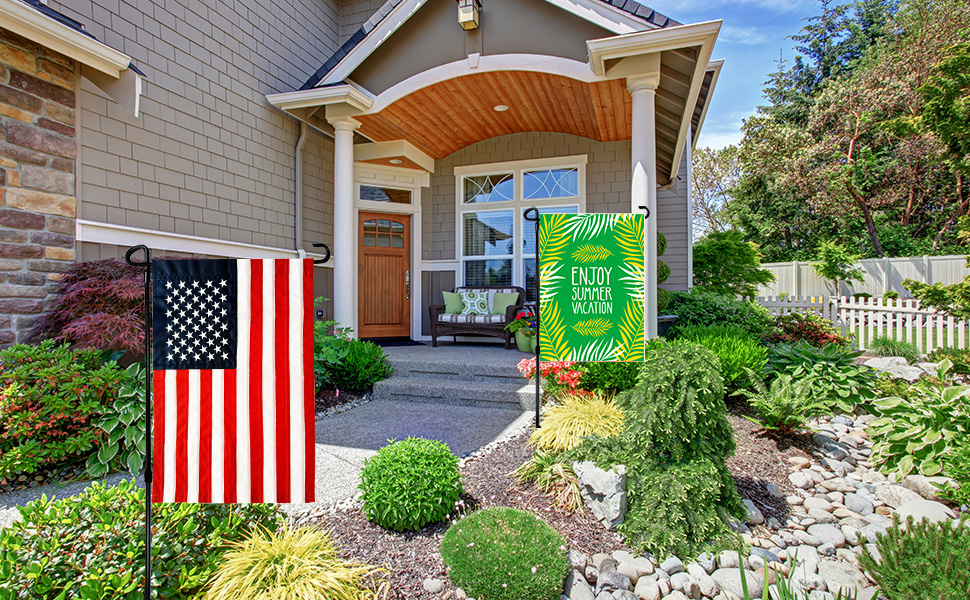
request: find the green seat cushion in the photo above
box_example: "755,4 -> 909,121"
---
460,291 -> 490,315
442,291 -> 463,314
492,291 -> 519,316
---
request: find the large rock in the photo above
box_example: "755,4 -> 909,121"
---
710,568 -> 763,598
633,578 -> 661,600
594,571 -> 632,594
818,560 -> 868,597
901,474 -> 959,501
564,569 -> 595,600
743,499 -> 765,525
696,552 -> 716,574
808,524 -> 846,548
716,550 -> 740,569
574,461 -> 628,529
895,498 -> 957,524
660,556 -> 685,575
863,356 -> 909,372
875,484 -> 922,509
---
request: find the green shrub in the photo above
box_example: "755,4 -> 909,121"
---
868,360 -> 970,479
927,347 -> 970,374
0,341 -> 129,480
358,437 -> 462,531
858,514 -> 970,600
738,370 -> 828,433
440,507 -> 569,600
666,289 -> 773,339
937,439 -> 970,506
869,336 -> 921,363
577,361 -> 641,394
884,290 -> 900,300
571,343 -> 744,559
204,525 -> 388,600
766,342 -> 876,413
324,339 -> 393,392
0,479 -> 282,600
764,312 -> 852,347
85,363 -> 146,479
674,325 -> 768,390
691,229 -> 776,297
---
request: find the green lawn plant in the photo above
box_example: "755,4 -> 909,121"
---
85,363 -> 147,479
766,342 -> 876,413
0,479 -> 282,600
869,336 -> 921,363
738,369 -> 828,434
204,525 -> 388,600
571,343 -> 744,559
867,359 -> 970,479
358,437 -> 462,532
323,339 -> 393,392
674,324 -> 768,390
858,514 -> 970,600
0,341 -> 129,480
528,392 -> 624,452
440,507 -> 569,600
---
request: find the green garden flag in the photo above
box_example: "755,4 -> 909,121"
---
538,213 -> 645,362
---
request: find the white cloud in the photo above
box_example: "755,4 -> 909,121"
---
694,126 -> 743,151
717,25 -> 770,45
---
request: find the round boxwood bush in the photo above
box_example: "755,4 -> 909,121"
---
358,437 -> 462,531
440,507 -> 569,600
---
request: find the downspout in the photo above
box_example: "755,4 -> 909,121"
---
294,120 -> 309,259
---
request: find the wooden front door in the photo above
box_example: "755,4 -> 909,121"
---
358,212 -> 411,338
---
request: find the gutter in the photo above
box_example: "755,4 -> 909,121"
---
294,120 -> 309,259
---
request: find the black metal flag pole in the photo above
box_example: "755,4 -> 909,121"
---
124,245 -> 153,600
523,208 -> 540,429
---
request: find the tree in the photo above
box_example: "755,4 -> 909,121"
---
813,241 -> 865,295
692,230 -> 776,297
691,146 -> 739,236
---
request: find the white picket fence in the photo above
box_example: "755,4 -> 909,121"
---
748,296 -> 970,353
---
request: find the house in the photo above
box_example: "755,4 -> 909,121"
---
0,0 -> 721,345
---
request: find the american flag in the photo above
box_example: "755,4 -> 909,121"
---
150,258 -> 315,504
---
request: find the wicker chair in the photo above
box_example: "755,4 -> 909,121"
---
429,285 -> 526,349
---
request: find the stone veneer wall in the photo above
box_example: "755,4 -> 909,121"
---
0,27 -> 77,346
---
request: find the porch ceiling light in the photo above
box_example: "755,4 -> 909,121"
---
493,104 -> 509,112
457,0 -> 481,30
389,158 -> 403,164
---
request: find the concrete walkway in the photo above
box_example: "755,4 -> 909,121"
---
0,398 -> 532,528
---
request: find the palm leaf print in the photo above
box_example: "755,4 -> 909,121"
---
614,215 -> 644,267
571,337 -> 619,362
571,244 -> 613,263
539,298 -> 571,361
618,262 -> 645,301
570,318 -> 612,337
615,298 -> 645,362
539,262 -> 565,305
539,213 -> 571,264
562,214 -> 618,241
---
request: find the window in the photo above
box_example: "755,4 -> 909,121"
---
362,218 -> 406,248
360,185 -> 411,204
457,159 -> 584,300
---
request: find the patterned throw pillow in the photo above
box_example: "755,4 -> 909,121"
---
460,291 -> 490,315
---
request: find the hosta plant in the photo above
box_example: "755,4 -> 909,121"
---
510,450 -> 582,513
767,342 -> 876,413
358,437 -> 462,531
529,392 -> 624,452
737,369 -> 828,434
86,363 -> 147,479
204,525 -> 388,600
867,360 -> 970,478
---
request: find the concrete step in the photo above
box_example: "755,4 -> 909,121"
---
372,375 -> 540,411
387,357 -> 525,384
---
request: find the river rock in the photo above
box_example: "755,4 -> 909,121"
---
574,461 -> 628,529
743,499 -> 765,525
808,507 -> 838,524
616,561 -> 639,585
895,498 -> 957,524
422,578 -> 443,593
595,571 -> 631,594
570,550 -> 589,571
808,524 -> 846,548
790,471 -> 815,489
600,558 -> 618,574
803,496 -> 833,511
634,578 -> 661,600
630,556 -> 654,577
901,474 -> 957,502
716,550 -> 740,569
565,570 -> 596,600
843,493 -> 874,516
698,574 -> 719,597
660,556 -> 685,575
818,560 -> 868,597
696,552 -> 716,574
875,484 -> 922,508
710,569 -> 763,598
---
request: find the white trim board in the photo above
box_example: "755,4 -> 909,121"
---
76,220 -> 332,265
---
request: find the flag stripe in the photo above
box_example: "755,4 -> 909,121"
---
211,369 -> 224,503
303,259 -> 314,502
288,260 -> 304,502
152,372 -> 166,503
261,261 -> 276,502
187,370 -> 201,502
199,369 -> 213,503
249,259 -> 264,503
163,370 -> 177,503
275,259 -> 291,502
174,369 -> 189,503
236,260 -> 251,503
223,368 -> 237,503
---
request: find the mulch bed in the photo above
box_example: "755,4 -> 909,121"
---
0,461 -> 86,494
311,398 -> 812,598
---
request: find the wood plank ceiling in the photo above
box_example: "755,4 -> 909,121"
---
354,48 -> 699,184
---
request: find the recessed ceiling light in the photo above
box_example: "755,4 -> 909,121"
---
389,158 -> 403,164
493,104 -> 509,112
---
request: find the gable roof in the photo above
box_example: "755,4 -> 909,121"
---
300,0 -> 680,90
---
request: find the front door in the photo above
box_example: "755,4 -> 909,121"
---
358,212 -> 411,338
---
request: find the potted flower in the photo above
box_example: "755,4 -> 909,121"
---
506,310 -> 537,353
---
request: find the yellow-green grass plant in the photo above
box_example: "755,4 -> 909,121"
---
529,392 -> 624,452
510,449 -> 583,513
204,524 -> 389,600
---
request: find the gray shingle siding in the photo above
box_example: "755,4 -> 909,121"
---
48,0 -> 341,251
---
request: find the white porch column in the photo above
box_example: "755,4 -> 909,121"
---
629,75 -> 659,339
329,116 -> 361,335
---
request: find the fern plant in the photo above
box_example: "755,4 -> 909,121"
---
737,368 -> 827,433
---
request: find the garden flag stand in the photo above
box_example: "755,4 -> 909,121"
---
124,244 -> 329,600
523,208 -> 541,429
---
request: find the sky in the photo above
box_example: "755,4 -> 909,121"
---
646,0 -> 827,150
